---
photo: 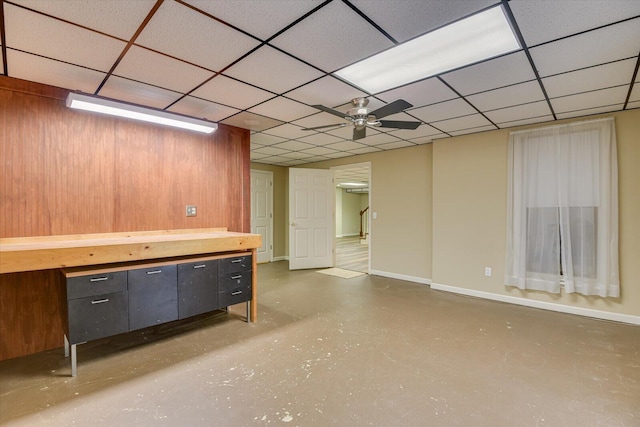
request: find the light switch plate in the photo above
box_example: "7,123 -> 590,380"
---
186,205 -> 197,217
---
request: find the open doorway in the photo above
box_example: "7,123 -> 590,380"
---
332,163 -> 370,273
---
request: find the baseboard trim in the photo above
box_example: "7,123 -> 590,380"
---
273,256 -> 288,262
430,283 -> 640,326
370,270 -> 431,285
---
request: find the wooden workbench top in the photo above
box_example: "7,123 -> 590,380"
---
0,228 -> 262,274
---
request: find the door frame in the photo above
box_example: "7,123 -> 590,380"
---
250,169 -> 273,263
330,162 -> 371,273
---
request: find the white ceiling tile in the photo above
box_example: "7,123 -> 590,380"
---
184,0 -> 320,40
449,125 -> 497,136
262,124 -> 311,139
409,135 -> 443,144
325,141 -> 369,151
434,114 -> 494,133
6,50 -> 105,93
497,115 -> 554,129
256,155 -> 290,164
278,151 -> 314,160
410,98 -> 476,123
556,104 -> 625,120
626,101 -> 640,110
485,101 -> 551,124
530,18 -> 640,77
286,76 -> 368,108
299,146 -> 341,156
192,75 -> 274,110
349,0 -> 497,43
468,81 -> 545,112
224,46 -> 323,94
510,0 -> 640,46
298,133 -> 345,146
376,141 -> 415,151
349,146 -> 383,155
271,140 -> 315,151
252,146 -> 290,156
5,4 -> 126,72
291,112 -> 348,129
376,78 -> 458,107
550,86 -> 629,114
250,151 -> 270,160
320,151 -> 352,159
354,133 -> 401,146
221,112 -> 283,132
167,96 -> 240,122
135,0 -> 261,71
98,76 -> 182,109
250,133 -> 288,146
248,97 -> 318,122
542,59 -> 637,99
114,46 -> 213,94
270,1 -> 394,72
12,0 -> 156,40
441,52 -> 536,95
630,84 -> 640,103
387,124 -> 443,139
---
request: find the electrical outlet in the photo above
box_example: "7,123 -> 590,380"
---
186,205 -> 197,217
484,267 -> 492,277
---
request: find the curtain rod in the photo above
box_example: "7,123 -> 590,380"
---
509,116 -> 614,135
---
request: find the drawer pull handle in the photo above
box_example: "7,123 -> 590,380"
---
231,259 -> 242,263
90,277 -> 109,282
91,298 -> 109,304
193,264 -> 206,269
231,275 -> 242,280
146,270 -> 162,275
231,291 -> 242,296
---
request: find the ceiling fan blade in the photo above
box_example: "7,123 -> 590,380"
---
311,104 -> 348,119
378,120 -> 421,130
302,123 -> 348,131
353,127 -> 366,140
369,99 -> 413,119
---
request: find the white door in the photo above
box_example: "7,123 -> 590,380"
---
289,168 -> 333,270
251,170 -> 273,263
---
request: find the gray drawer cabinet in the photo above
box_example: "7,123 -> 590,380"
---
65,271 -> 129,344
178,260 -> 218,319
218,256 -> 252,307
128,265 -> 178,331
62,253 -> 252,376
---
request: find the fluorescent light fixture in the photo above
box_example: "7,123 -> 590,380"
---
338,182 -> 368,187
335,5 -> 520,94
66,92 -> 217,134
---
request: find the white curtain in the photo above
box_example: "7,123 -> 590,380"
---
505,117 -> 619,297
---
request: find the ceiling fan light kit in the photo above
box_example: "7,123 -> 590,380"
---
303,97 -> 421,140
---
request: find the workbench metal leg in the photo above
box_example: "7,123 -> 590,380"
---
70,344 -> 77,377
64,334 -> 70,358
246,301 -> 251,323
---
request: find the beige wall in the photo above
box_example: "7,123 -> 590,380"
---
301,145 -> 433,281
432,109 -> 640,317
250,163 -> 288,260
340,190 -> 365,236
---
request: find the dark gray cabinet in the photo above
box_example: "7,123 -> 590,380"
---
218,256 -> 252,307
128,265 -> 178,331
62,253 -> 252,376
65,271 -> 129,344
178,260 -> 218,319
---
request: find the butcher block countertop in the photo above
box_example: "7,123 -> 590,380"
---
0,228 -> 262,274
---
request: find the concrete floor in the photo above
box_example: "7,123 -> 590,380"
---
1,261 -> 639,426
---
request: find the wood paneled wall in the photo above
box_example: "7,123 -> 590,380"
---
0,76 -> 251,360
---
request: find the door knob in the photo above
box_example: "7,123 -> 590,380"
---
290,222 -> 297,227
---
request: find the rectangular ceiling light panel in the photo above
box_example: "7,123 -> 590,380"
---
335,6 -> 520,94
66,92 -> 217,134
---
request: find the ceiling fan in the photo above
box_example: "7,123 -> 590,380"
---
302,98 -> 421,140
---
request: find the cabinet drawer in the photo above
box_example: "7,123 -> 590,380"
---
178,260 -> 218,319
219,282 -> 251,307
219,271 -> 251,292
128,265 -> 178,331
218,255 -> 251,275
67,271 -> 127,300
67,291 -> 128,344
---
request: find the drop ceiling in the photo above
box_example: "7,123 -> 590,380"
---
2,0 -> 639,167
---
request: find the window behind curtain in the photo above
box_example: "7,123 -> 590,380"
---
505,117 -> 619,297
